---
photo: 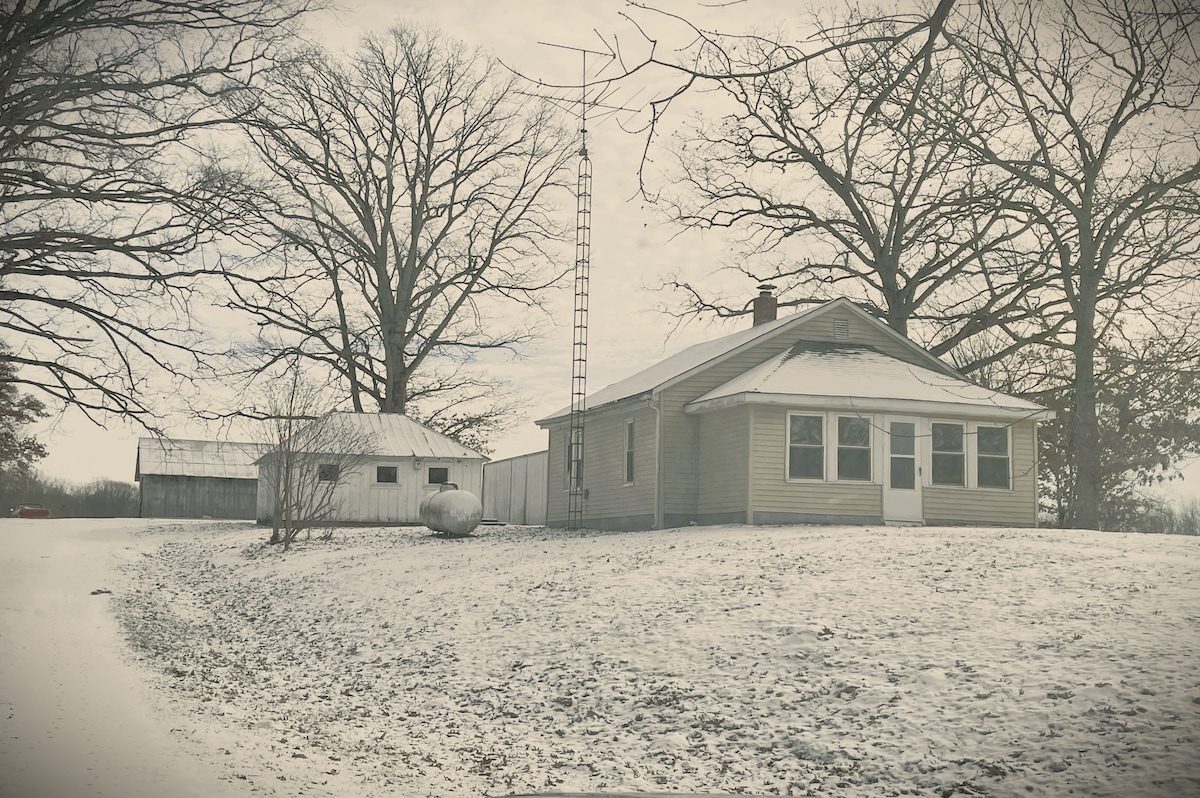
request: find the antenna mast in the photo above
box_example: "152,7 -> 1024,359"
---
533,40 -> 627,530
567,49 -> 598,530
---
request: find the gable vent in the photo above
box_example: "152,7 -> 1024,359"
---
833,319 -> 850,340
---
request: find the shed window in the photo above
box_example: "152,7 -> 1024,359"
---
977,426 -> 1011,489
428,466 -> 449,485
837,416 -> 871,481
317,463 -> 339,482
376,466 -> 398,484
788,414 -> 824,480
931,423 -> 964,486
623,419 -> 635,484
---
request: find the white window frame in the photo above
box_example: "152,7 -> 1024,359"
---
786,412 -> 826,482
426,465 -> 450,486
929,421 -> 966,487
375,464 -> 399,485
974,423 -> 1012,490
623,418 -> 635,486
836,415 -> 872,482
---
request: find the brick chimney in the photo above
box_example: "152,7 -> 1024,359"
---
752,284 -> 778,326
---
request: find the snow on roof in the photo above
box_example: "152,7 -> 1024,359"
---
295,413 -> 486,460
688,342 -> 1048,416
136,438 -> 264,480
538,305 -> 823,424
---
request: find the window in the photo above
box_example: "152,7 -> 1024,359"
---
317,463 -> 339,482
889,421 -> 916,490
376,466 -> 398,484
623,419 -> 635,484
977,426 -> 1011,489
931,423 -> 964,486
428,467 -> 448,484
837,416 -> 871,481
788,414 -> 824,480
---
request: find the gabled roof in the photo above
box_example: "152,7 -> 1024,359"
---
275,412 -> 487,460
687,342 -> 1050,419
536,298 -> 961,425
135,438 -> 264,481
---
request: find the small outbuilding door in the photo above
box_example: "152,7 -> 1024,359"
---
883,417 -> 923,524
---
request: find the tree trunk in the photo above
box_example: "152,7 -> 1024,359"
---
1070,292 -> 1102,529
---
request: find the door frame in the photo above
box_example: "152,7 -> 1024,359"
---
882,415 -> 923,524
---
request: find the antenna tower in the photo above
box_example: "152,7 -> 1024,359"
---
532,40 -> 629,530
567,49 -> 601,530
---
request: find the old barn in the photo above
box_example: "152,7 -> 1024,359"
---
135,438 -> 263,519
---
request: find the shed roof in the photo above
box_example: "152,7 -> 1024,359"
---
687,342 -> 1050,419
281,413 -> 487,460
135,438 -> 264,480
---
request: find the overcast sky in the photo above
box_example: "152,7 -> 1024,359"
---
29,0 -> 1200,504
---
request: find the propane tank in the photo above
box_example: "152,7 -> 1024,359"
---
420,482 -> 483,537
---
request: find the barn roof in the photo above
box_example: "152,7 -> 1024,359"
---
282,413 -> 486,460
686,342 -> 1050,419
135,438 -> 264,480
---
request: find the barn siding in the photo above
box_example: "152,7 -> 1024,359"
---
140,475 -> 258,519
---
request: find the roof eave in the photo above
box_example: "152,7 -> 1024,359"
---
685,391 -> 1055,421
535,391 -> 653,427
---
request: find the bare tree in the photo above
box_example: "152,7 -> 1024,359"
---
933,0 -> 1200,528
653,12 -> 1058,367
255,368 -> 377,549
0,0 -> 314,423
220,24 -> 572,445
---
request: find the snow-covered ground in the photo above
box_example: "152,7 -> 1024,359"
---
7,519 -> 1200,797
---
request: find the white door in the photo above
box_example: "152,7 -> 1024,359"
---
883,417 -> 923,524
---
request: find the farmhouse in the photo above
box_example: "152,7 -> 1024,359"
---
255,412 -> 486,525
537,295 -> 1054,530
135,438 -> 263,519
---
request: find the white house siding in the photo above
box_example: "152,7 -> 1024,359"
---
697,405 -> 749,524
658,310 -> 903,524
923,420 -> 1038,526
483,451 -> 548,525
257,456 -> 483,525
544,405 -> 657,530
747,405 -> 884,523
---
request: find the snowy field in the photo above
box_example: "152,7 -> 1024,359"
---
100,521 -> 1200,796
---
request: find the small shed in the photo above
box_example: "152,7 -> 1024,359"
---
135,438 -> 263,519
255,413 -> 487,525
483,451 -> 548,525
